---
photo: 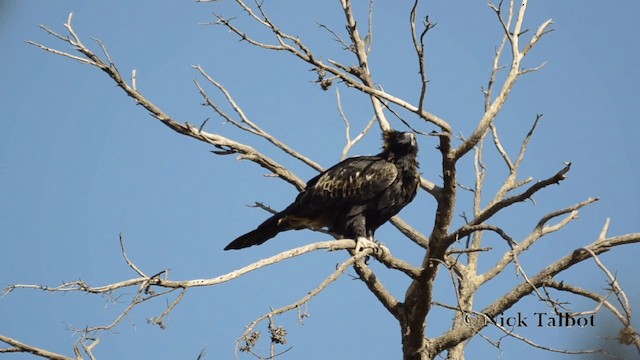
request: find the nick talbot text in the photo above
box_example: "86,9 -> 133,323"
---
464,312 -> 595,328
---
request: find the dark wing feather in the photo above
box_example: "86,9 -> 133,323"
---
303,157 -> 398,202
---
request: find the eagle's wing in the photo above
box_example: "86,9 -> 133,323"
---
303,157 -> 398,202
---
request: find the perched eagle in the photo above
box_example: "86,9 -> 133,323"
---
224,131 -> 420,250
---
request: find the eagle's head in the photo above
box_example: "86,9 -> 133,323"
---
383,131 -> 418,158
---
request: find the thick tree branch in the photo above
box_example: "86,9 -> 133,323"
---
400,133 -> 455,360
390,216 -> 430,249
0,335 -> 72,360
352,256 -> 402,319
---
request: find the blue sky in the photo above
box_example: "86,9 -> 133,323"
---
1,1 -> 638,359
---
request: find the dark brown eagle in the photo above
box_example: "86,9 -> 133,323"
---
224,131 -> 420,250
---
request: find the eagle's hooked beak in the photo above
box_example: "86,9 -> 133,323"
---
404,132 -> 416,147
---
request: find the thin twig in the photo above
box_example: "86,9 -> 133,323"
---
119,233 -> 146,277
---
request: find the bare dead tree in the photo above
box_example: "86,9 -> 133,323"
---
3,1 -> 640,359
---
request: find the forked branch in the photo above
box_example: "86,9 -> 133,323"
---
210,1 -> 451,132
453,0 -> 553,160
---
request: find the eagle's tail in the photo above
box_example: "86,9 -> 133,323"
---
224,214 -> 286,250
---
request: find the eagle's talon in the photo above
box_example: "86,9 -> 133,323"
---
375,243 -> 390,258
355,237 -> 377,254
355,237 -> 389,257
